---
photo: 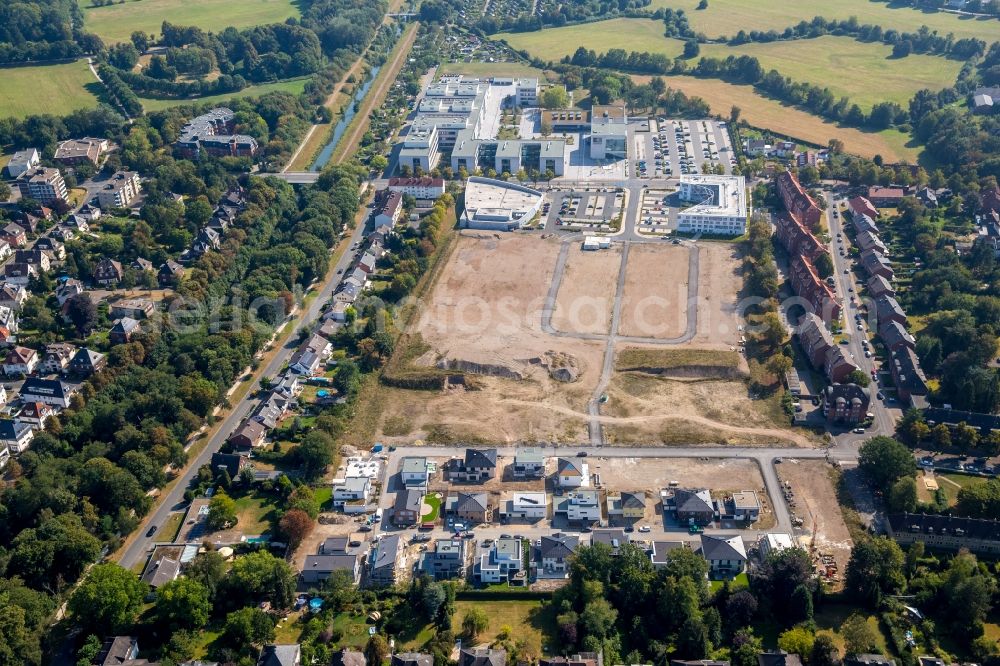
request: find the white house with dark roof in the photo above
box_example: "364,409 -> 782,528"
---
445,447 -> 497,482
556,457 -> 590,487
699,534 -> 747,578
539,532 -> 579,572
0,418 -> 33,453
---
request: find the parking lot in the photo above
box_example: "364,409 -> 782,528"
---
633,118 -> 735,180
543,188 -> 624,231
636,188 -> 678,234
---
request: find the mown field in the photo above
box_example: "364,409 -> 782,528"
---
139,77 -> 309,112
0,61 -> 102,118
83,0 -> 301,44
501,18 -> 685,61
632,74 -> 920,162
700,35 -> 964,110
649,0 -> 1000,41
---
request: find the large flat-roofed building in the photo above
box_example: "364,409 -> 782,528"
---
589,120 -> 627,160
96,171 -> 141,209
461,177 -> 543,231
677,175 -> 748,236
388,177 -> 446,199
175,107 -> 258,158
542,109 -> 590,132
53,137 -> 106,166
17,168 -> 67,205
450,129 -> 565,177
399,125 -> 442,172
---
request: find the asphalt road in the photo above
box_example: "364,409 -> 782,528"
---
117,205 -> 372,571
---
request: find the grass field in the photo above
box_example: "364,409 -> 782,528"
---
233,494 -> 277,535
438,61 -> 551,79
632,74 -> 921,162
501,18 -> 684,62
648,0 -> 1000,41
0,61 -> 101,118
83,0 -> 301,44
700,36 -> 963,110
139,77 -> 309,112
451,600 -> 556,658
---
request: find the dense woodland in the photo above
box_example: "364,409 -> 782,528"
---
0,0 -> 103,63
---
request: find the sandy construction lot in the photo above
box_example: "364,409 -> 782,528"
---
684,242 -> 743,349
595,456 -> 765,493
618,244 -> 690,338
777,459 -> 853,581
552,246 -> 621,335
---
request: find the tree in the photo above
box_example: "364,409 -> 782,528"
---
683,40 -> 701,58
778,626 -> 815,657
731,629 -> 763,666
130,31 -> 150,52
858,436 -> 916,491
186,551 -> 227,600
811,634 -> 841,666
365,634 -> 389,666
228,550 -> 297,609
422,582 -> 446,620
841,614 -> 879,655
66,293 -> 97,335
729,105 -> 741,125
725,589 -> 758,630
0,603 -> 41,666
206,492 -> 237,530
844,537 -> 905,607
888,477 -> 917,513
370,155 -> 389,173
766,353 -> 793,380
297,430 -> 334,481
540,86 -> 570,109
847,369 -> 871,387
0,182 -> 11,202
156,578 -> 211,631
278,508 -> 314,549
462,607 -> 489,638
222,607 -> 274,651
814,253 -> 834,278
581,598 -> 618,639
69,564 -> 146,635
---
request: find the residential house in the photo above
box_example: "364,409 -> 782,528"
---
17,402 -> 55,430
357,252 -> 377,274
650,540 -> 687,569
190,227 -> 221,257
94,636 -> 141,666
557,489 -> 601,523
591,528 -> 630,555
301,551 -> 361,585
500,491 -> 547,521
257,644 -> 301,666
41,342 -> 76,374
458,649 -> 506,666
0,326 -> 13,347
388,177 -> 446,199
700,534 -> 747,578
867,186 -> 908,207
890,346 -> 929,406
606,491 -> 645,521
34,236 -> 65,260
874,295 -> 907,328
94,258 -> 124,287
0,224 -> 26,249
373,189 -> 404,227
109,317 -> 141,345
289,333 -> 332,375
776,171 -> 822,229
0,241 -> 12,263
252,391 -> 292,429
0,418 -> 33,453
727,491 -> 761,522
211,452 -> 250,478
369,534 -> 402,586
228,419 -> 268,450
422,538 -> 468,579
21,377 -> 75,408
848,196 -> 879,219
158,260 -> 185,286
758,533 -> 795,559
671,488 -> 716,525
400,457 -> 429,485
3,262 -> 37,286
541,653 -> 603,666
478,537 -> 523,583
774,211 -> 824,262
855,230 -> 887,255
16,167 -> 67,204
557,457 -> 590,487
747,139 -> 771,156
866,274 -> 894,299
823,383 -> 871,425
825,346 -> 860,384
97,171 -> 142,209
853,212 -> 879,235
0,284 -> 28,312
3,346 -> 38,376
512,447 -> 545,478
0,306 -> 17,335
0,442 -> 9,469
844,656 -> 895,666
53,137 -> 104,166
68,348 -> 107,377
391,654 -> 432,666
332,650 -> 366,666
131,258 -> 154,273
916,187 -> 938,208
879,320 -> 916,352
393,488 -> 423,526
796,312 -> 835,371
111,298 -> 155,319
446,491 -> 491,524
333,477 -> 373,513
77,203 -> 102,222
56,279 -> 84,306
13,249 -> 49,273
789,255 -> 840,322
758,654 -> 803,666
5,148 -> 39,179
887,513 -> 1000,556
539,532 -> 579,572
445,447 -> 498,482
673,661 -> 729,666
141,555 -> 180,591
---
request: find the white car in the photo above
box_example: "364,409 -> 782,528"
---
638,525 -> 651,533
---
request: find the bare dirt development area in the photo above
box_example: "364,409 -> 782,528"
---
601,370 -> 809,446
776,459 -> 854,578
597,456 -> 765,494
684,242 -> 744,350
552,245 -> 622,335
618,244 -> 690,339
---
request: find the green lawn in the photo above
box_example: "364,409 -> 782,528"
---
421,492 -> 441,523
501,18 -> 685,62
314,486 -> 333,511
83,0 -> 301,44
233,494 -> 278,535
139,77 -> 309,112
699,35 -> 963,110
451,600 -> 557,658
153,512 -> 184,543
648,0 -> 1000,41
813,605 -> 892,656
0,61 -> 101,118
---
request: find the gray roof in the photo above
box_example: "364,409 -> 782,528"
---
465,447 -> 497,468
333,650 -> 367,666
591,529 -> 629,553
700,534 -> 746,561
540,532 -> 579,558
515,447 -> 544,464
452,491 -> 489,513
401,457 -> 426,474
257,644 -> 301,666
141,556 -> 180,588
373,534 -> 401,571
758,653 -> 803,666
303,553 -> 359,574
674,488 -> 714,514
460,649 -> 507,666
392,654 -> 433,666
395,488 -> 423,513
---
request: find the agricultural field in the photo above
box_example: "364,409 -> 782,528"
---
700,36 -> 964,110
632,74 -> 921,162
83,0 -> 301,44
0,61 -> 102,118
648,0 -> 1000,41
139,77 -> 309,112
500,18 -> 685,62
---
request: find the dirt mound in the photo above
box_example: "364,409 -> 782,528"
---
436,357 -> 525,380
538,350 -> 581,382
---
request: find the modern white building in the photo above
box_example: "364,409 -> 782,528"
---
676,175 -> 748,236
759,532 -> 795,559
589,105 -> 628,160
398,125 -> 441,172
5,149 -> 39,179
501,492 -> 548,520
556,457 -> 590,488
559,489 -> 601,523
388,177 -> 446,199
515,78 -> 539,107
478,536 -> 523,583
460,177 -> 543,231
